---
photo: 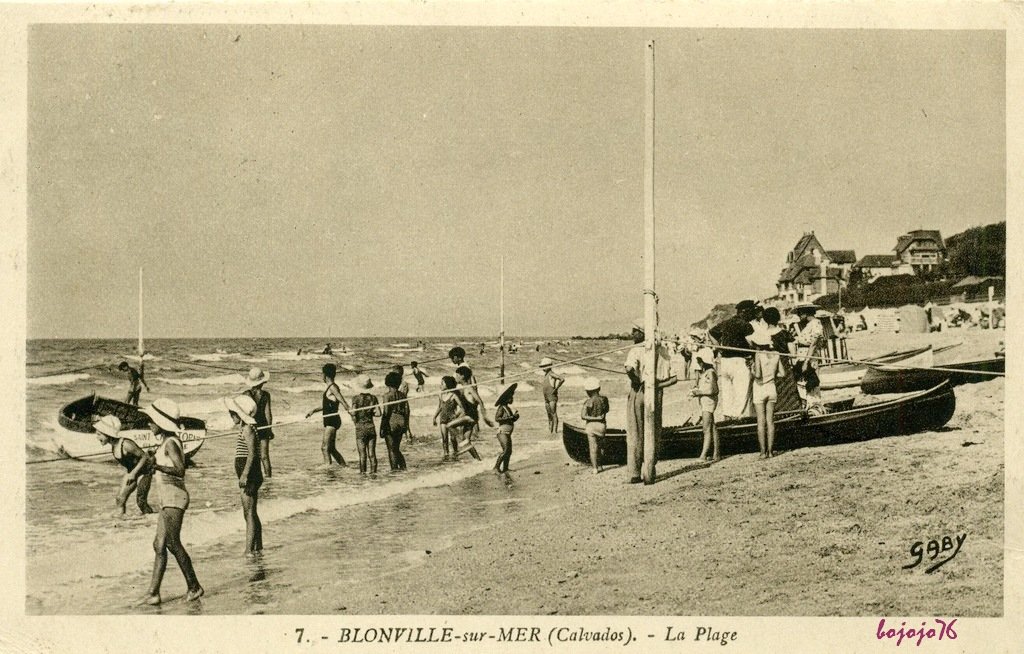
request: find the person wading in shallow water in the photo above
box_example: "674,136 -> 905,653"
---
244,367 -> 274,478
94,415 -> 154,515
224,394 -> 264,557
142,398 -> 203,605
305,363 -> 351,466
539,357 -> 565,434
623,319 -> 677,484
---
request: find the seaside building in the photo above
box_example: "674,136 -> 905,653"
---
851,254 -> 899,282
776,232 -> 856,304
949,275 -> 1005,303
893,229 -> 946,274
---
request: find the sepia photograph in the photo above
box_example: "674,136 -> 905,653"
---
2,2 -> 1020,652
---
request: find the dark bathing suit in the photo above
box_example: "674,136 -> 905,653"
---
322,386 -> 342,429
351,393 -> 378,443
113,438 -> 141,472
234,427 -> 264,497
248,389 -> 274,440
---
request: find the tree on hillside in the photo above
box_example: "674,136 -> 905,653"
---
945,222 -> 1005,278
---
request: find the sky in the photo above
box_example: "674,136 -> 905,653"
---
26,26 -> 1005,338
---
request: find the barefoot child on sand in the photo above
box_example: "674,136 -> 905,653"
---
691,348 -> 720,461
750,332 -> 783,459
493,383 -> 519,476
580,378 -> 609,473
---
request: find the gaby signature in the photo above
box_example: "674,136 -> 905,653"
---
903,532 -> 966,573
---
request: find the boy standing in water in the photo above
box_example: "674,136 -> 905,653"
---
691,348 -> 720,461
410,361 -> 427,393
493,383 -> 519,477
119,355 -> 149,406
433,375 -> 464,460
350,375 -> 381,475
539,358 -> 565,434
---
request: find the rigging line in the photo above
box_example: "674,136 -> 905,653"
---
27,363 -> 110,379
693,341 -> 1005,377
547,357 -> 626,376
25,343 -> 641,464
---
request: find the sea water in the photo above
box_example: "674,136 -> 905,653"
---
25,336 -> 668,614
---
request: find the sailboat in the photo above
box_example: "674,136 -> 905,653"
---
51,269 -> 206,461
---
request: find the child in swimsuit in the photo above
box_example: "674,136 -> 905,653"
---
540,358 -> 565,434
690,348 -> 720,461
433,375 -> 464,460
580,378 -> 609,474
350,375 -> 381,475
410,361 -> 427,393
94,415 -> 154,515
750,333 -> 783,459
381,371 -> 409,471
493,383 -> 519,476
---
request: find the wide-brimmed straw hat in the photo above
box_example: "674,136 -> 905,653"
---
794,302 -> 818,315
223,394 -> 257,424
631,318 -> 645,332
143,398 -> 182,432
356,374 -> 373,390
583,377 -> 601,392
539,357 -> 553,368
93,414 -> 122,439
245,367 -> 270,388
494,382 -> 518,406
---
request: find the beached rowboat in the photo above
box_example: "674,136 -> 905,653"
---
818,346 -> 925,390
561,382 -> 955,465
54,394 -> 206,460
860,358 -> 1004,395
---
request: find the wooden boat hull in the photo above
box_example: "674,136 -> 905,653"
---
860,358 -> 1004,395
818,346 -> 932,390
562,383 -> 956,465
55,395 -> 206,460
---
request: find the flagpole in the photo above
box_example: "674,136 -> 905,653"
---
641,39 -> 659,484
138,267 -> 144,357
500,255 -> 506,383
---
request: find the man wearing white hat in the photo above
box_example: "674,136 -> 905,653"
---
623,319 -> 677,484
243,367 -> 274,478
539,357 -> 565,434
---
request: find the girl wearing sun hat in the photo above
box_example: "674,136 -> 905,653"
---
225,394 -> 263,556
243,367 -> 274,478
94,414 -> 154,515
492,382 -> 519,476
141,398 -> 203,605
349,374 -> 381,475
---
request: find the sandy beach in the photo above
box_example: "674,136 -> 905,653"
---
31,327 -> 1002,617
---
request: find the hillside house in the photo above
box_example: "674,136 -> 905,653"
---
852,254 -> 899,282
776,233 -> 855,304
893,229 -> 946,274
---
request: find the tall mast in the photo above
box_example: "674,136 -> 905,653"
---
499,255 -> 506,383
641,40 -> 659,484
138,267 -> 144,356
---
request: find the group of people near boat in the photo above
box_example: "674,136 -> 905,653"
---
621,300 -> 825,479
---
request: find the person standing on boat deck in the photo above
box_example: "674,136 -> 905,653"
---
539,357 -> 565,434
224,394 -> 263,556
455,365 -> 494,443
305,363 -> 351,466
94,415 -> 155,515
580,377 -> 610,474
380,371 -> 409,471
624,319 -> 677,484
244,367 -> 274,478
349,375 -> 380,475
793,303 -> 826,411
119,355 -> 150,406
141,398 -> 203,605
764,307 -> 800,413
708,300 -> 757,421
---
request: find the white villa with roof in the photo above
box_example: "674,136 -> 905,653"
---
776,232 -> 856,304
